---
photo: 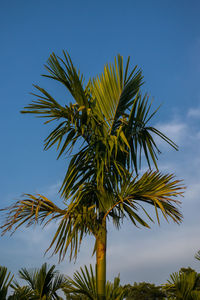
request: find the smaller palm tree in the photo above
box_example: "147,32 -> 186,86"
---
0,266 -> 13,300
10,263 -> 65,300
62,264 -> 127,300
195,251 -> 200,261
163,268 -> 200,300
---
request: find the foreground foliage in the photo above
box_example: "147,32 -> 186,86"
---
2,263 -> 200,299
125,282 -> 166,299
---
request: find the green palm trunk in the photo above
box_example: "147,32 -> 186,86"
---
96,218 -> 107,300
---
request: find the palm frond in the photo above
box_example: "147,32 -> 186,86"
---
124,93 -> 178,172
8,284 -> 36,300
44,51 -> 89,108
0,266 -> 13,300
63,265 -> 97,300
91,55 -> 143,131
0,194 -> 97,261
105,170 -> 184,228
63,264 -> 127,300
195,251 -> 200,261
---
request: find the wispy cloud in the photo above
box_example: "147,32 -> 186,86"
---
156,121 -> 187,146
188,108 -> 200,118
107,225 -> 200,284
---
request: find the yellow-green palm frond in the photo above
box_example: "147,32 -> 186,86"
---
91,55 -> 143,131
44,51 -> 89,108
0,195 -> 97,261
105,170 -> 184,228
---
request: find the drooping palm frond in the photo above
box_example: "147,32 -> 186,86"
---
106,171 -> 182,229
0,194 -> 98,261
68,170 -> 184,230
0,266 -> 13,300
1,170 -> 183,262
123,92 -> 178,172
108,170 -> 184,227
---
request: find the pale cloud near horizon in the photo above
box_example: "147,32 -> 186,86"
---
188,108 -> 200,118
107,224 -> 200,284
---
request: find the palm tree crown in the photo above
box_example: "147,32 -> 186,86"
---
10,263 -> 65,300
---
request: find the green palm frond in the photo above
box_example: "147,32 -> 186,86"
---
0,266 -> 13,300
63,265 -> 97,300
124,92 -> 178,172
104,170 -> 184,227
18,268 -> 36,291
0,194 -> 97,261
44,51 -> 89,108
8,284 -> 36,300
63,264 -> 127,300
195,250 -> 200,261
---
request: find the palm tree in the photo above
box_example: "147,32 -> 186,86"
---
1,52 -> 184,299
9,263 -> 65,300
0,266 -> 13,300
163,268 -> 200,299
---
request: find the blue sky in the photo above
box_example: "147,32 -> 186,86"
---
1,0 -> 200,285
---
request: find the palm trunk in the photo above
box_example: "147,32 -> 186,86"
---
96,218 -> 107,300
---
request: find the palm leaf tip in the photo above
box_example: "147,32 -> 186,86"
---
195,250 -> 200,261
0,193 -> 97,262
115,171 -> 184,227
